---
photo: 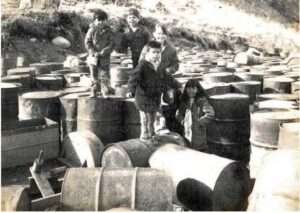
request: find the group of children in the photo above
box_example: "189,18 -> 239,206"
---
85,8 -> 213,151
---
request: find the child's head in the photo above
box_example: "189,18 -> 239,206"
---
153,24 -> 168,44
126,8 -> 140,27
182,79 -> 206,100
90,9 -> 108,25
144,40 -> 161,64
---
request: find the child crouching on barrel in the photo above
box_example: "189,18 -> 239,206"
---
127,40 -> 175,142
176,79 -> 214,151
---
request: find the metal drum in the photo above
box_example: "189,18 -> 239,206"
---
230,81 -> 261,103
77,95 -> 125,145
110,66 -> 131,88
123,98 -> 140,139
51,69 -> 73,75
6,67 -> 37,76
63,130 -> 104,167
201,82 -> 231,96
19,91 -> 62,122
59,92 -> 88,140
30,62 -> 63,75
291,81 -> 300,99
1,83 -> 21,124
235,72 -> 264,89
278,122 -> 300,150
35,75 -> 65,90
208,93 -> 250,120
61,168 -> 173,211
257,93 -> 298,101
256,100 -> 298,111
149,144 -> 251,211
1,74 -> 33,91
1,185 -> 30,211
203,72 -> 235,83
263,77 -> 294,93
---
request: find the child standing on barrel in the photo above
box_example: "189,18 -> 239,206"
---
85,9 -> 114,97
176,79 -> 214,151
127,41 -> 176,142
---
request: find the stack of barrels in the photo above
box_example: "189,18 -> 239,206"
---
206,93 -> 251,163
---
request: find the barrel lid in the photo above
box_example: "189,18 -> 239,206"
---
22,91 -> 62,99
30,62 -> 63,67
258,100 -> 298,110
35,76 -> 63,80
210,93 -> 249,100
0,82 -> 22,89
60,92 -> 90,100
2,74 -> 31,80
201,81 -> 230,90
251,110 -> 300,120
204,72 -> 233,77
258,93 -> 298,101
231,81 -> 261,86
280,122 -> 300,131
62,87 -> 90,94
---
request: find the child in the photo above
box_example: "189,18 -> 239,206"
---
123,8 -> 152,68
176,79 -> 214,151
140,24 -> 179,74
127,40 -> 175,141
85,9 -> 114,96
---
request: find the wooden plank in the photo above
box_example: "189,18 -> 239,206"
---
30,167 -> 55,197
31,193 -> 61,211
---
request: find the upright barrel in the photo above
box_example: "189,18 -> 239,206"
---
61,168 -> 173,211
110,66 -> 131,88
278,122 -> 300,150
123,98 -> 140,139
1,83 -> 21,124
77,96 -> 125,144
263,77 -> 294,93
1,74 -> 32,91
1,185 -> 31,211
149,144 -> 251,211
35,75 -> 65,90
203,72 -> 234,83
19,91 -> 62,122
257,93 -> 298,101
230,81 -> 261,103
30,62 -> 63,75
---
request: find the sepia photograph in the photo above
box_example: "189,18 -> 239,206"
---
1,0 -> 299,211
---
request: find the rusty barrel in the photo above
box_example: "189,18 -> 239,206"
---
110,66 -> 132,88
30,62 -> 63,75
123,98 -> 140,139
278,122 -> 300,150
1,74 -> 33,91
203,72 -> 235,83
18,91 -> 62,122
61,168 -> 173,211
101,134 -> 186,168
206,117 -> 250,163
63,131 -> 104,167
77,95 -> 125,144
208,93 -> 250,120
263,76 -> 294,93
59,92 -> 88,140
248,150 -> 300,211
230,81 -> 261,103
1,83 -> 21,124
35,75 -> 65,90
1,185 -> 31,211
149,144 -> 251,211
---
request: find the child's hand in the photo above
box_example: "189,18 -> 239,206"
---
126,92 -> 133,98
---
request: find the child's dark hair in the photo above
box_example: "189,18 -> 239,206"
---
127,8 -> 140,18
91,9 -> 108,21
181,79 -> 206,103
147,40 -> 161,49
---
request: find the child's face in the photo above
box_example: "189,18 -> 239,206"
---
93,18 -> 106,26
154,28 -> 167,44
186,86 -> 198,98
145,48 -> 161,64
127,15 -> 139,27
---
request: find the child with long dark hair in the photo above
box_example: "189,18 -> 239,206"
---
176,79 -> 214,151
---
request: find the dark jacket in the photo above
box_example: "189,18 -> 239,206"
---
128,60 -> 176,112
85,23 -> 114,71
123,25 -> 151,68
140,40 -> 179,74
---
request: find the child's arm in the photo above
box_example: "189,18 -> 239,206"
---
127,62 -> 142,96
166,49 -> 180,74
85,27 -> 96,55
100,29 -> 114,56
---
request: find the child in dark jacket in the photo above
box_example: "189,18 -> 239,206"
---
85,9 -> 114,96
123,8 -> 152,68
176,79 -> 214,151
127,41 -> 176,141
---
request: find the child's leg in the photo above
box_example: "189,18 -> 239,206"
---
139,111 -> 149,140
148,111 -> 156,137
89,65 -> 99,97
